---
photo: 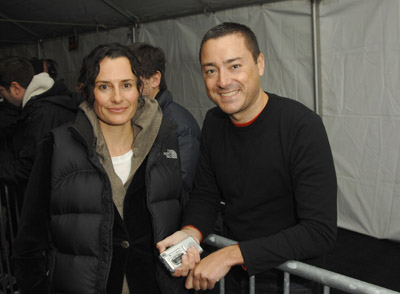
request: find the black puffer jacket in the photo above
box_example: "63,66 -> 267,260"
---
13,110 -> 187,294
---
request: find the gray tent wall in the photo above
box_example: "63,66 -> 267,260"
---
0,0 -> 399,242
320,0 -> 400,241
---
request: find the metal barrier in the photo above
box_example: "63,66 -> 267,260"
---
0,184 -> 19,294
203,234 -> 400,294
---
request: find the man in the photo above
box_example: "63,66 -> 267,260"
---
0,56 -> 78,201
30,57 -> 59,80
158,22 -> 337,293
130,43 -> 201,203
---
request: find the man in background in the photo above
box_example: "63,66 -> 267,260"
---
30,57 -> 59,80
130,43 -> 201,203
0,56 -> 78,203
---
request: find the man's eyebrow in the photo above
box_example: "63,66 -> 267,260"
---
202,62 -> 215,68
202,57 -> 242,68
224,57 -> 241,64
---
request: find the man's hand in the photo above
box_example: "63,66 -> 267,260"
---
185,244 -> 244,290
156,227 -> 202,277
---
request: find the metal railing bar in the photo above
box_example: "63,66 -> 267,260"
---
323,284 -> 330,294
283,271 -> 290,294
249,275 -> 255,294
204,234 -> 400,294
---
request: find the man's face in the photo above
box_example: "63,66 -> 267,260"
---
0,85 -> 23,107
200,33 -> 265,123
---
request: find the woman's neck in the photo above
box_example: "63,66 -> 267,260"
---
99,122 -> 134,157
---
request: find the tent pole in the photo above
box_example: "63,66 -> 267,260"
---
311,0 -> 321,115
37,41 -> 42,59
132,24 -> 140,44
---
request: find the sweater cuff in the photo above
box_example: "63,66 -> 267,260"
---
182,225 -> 203,242
238,243 -> 247,271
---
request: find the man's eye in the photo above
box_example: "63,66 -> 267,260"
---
232,64 -> 240,69
205,69 -> 215,75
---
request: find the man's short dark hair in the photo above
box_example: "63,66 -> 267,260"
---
30,57 -> 44,75
199,22 -> 261,63
129,43 -> 167,91
0,56 -> 34,90
78,43 -> 142,106
44,59 -> 58,80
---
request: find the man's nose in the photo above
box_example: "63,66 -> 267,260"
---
216,69 -> 231,88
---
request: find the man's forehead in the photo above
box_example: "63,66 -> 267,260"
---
201,35 -> 249,65
203,33 -> 246,47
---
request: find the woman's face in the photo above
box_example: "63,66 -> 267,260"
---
93,56 -> 139,129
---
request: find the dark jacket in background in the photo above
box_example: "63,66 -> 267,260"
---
12,110 -> 187,294
0,78 -> 78,188
0,99 -> 19,163
156,89 -> 201,204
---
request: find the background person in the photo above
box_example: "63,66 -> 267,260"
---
130,42 -> 201,204
0,56 -> 77,205
158,22 -> 337,293
12,43 -> 187,294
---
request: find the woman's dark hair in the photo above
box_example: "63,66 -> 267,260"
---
78,43 -> 142,106
199,22 -> 261,63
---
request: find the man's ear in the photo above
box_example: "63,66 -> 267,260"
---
150,71 -> 162,89
257,53 -> 265,76
10,81 -> 26,99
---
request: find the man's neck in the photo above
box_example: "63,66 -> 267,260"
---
152,88 -> 161,99
230,91 -> 269,125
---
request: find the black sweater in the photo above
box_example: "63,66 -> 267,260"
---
182,93 -> 337,279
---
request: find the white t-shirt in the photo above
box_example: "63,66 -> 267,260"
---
111,150 -> 133,185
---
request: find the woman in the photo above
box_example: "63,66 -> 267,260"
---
13,43 -> 187,294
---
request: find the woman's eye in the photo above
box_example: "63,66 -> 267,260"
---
99,84 -> 108,91
123,83 -> 132,89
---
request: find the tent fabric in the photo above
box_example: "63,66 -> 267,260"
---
320,0 -> 400,241
0,0 -> 282,48
0,0 -> 399,242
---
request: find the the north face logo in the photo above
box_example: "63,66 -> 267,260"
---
163,149 -> 178,159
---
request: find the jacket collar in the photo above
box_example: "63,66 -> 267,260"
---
22,72 -> 54,108
155,89 -> 172,111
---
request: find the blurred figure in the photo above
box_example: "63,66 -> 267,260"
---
130,42 -> 201,204
0,56 -> 78,203
0,98 -> 18,163
42,58 -> 58,80
30,57 -> 58,80
13,43 -> 187,294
